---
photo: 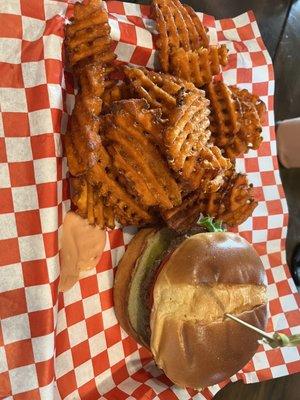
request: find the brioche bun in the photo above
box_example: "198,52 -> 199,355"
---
114,230 -> 268,389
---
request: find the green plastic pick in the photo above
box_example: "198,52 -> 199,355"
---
266,332 -> 300,348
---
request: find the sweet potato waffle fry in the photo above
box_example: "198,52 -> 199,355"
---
170,45 -> 228,87
124,66 -> 196,116
70,139 -> 156,228
152,0 -> 209,70
164,90 -> 210,167
164,90 -> 231,189
162,170 -> 256,231
88,160 -> 156,226
103,99 -> 181,209
70,176 -> 88,218
70,175 -> 116,228
171,0 -> 203,50
152,0 -> 227,86
220,172 -> 258,226
65,0 -> 113,67
111,97 -> 164,146
183,4 -> 209,47
64,88 -> 107,176
207,82 -> 265,159
64,59 -> 109,177
225,99 -> 262,159
93,194 -> 115,229
226,85 -> 266,158
230,86 -> 266,119
152,1 -> 170,72
205,81 -> 240,142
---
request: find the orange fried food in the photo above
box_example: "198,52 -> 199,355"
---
84,141 -> 156,227
77,62 -> 106,97
152,0 -> 210,72
70,176 -> 88,218
64,132 -> 86,176
162,170 -> 257,231
101,82 -> 132,114
64,0 -> 117,176
219,172 -> 257,226
161,190 -> 200,231
152,0 -> 227,86
205,81 -> 240,146
170,45 -> 228,87
112,96 -> 165,146
70,174 -> 116,228
73,178 -> 94,224
103,99 -> 182,209
65,57 -> 108,177
88,163 -> 156,227
63,0 -> 262,231
152,1 -> 170,72
163,90 -> 231,190
189,145 -> 232,192
93,194 -> 115,229
183,4 -> 209,47
124,66 -> 196,116
65,0 -> 115,67
169,0 -> 201,50
65,86 -> 103,176
225,97 -> 263,159
230,86 -> 266,119
207,82 -> 265,159
164,90 -> 210,170
70,170 -> 152,229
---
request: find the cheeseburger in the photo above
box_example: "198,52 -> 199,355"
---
114,226 -> 268,389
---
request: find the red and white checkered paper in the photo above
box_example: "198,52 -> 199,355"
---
0,1 -> 300,399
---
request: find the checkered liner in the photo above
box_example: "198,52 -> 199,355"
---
0,1 -> 299,399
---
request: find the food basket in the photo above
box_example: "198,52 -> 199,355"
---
0,1 -> 300,398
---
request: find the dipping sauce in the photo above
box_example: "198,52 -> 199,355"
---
59,211 -> 106,292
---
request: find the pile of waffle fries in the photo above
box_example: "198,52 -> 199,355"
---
64,0 -> 265,231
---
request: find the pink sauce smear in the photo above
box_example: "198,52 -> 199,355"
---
59,211 -> 106,292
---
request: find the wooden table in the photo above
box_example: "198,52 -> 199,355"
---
127,0 -> 300,398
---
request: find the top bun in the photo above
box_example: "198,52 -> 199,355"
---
150,232 -> 268,389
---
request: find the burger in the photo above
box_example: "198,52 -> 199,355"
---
113,225 -> 268,389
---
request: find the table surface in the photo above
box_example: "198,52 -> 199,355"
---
128,1 -> 300,399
